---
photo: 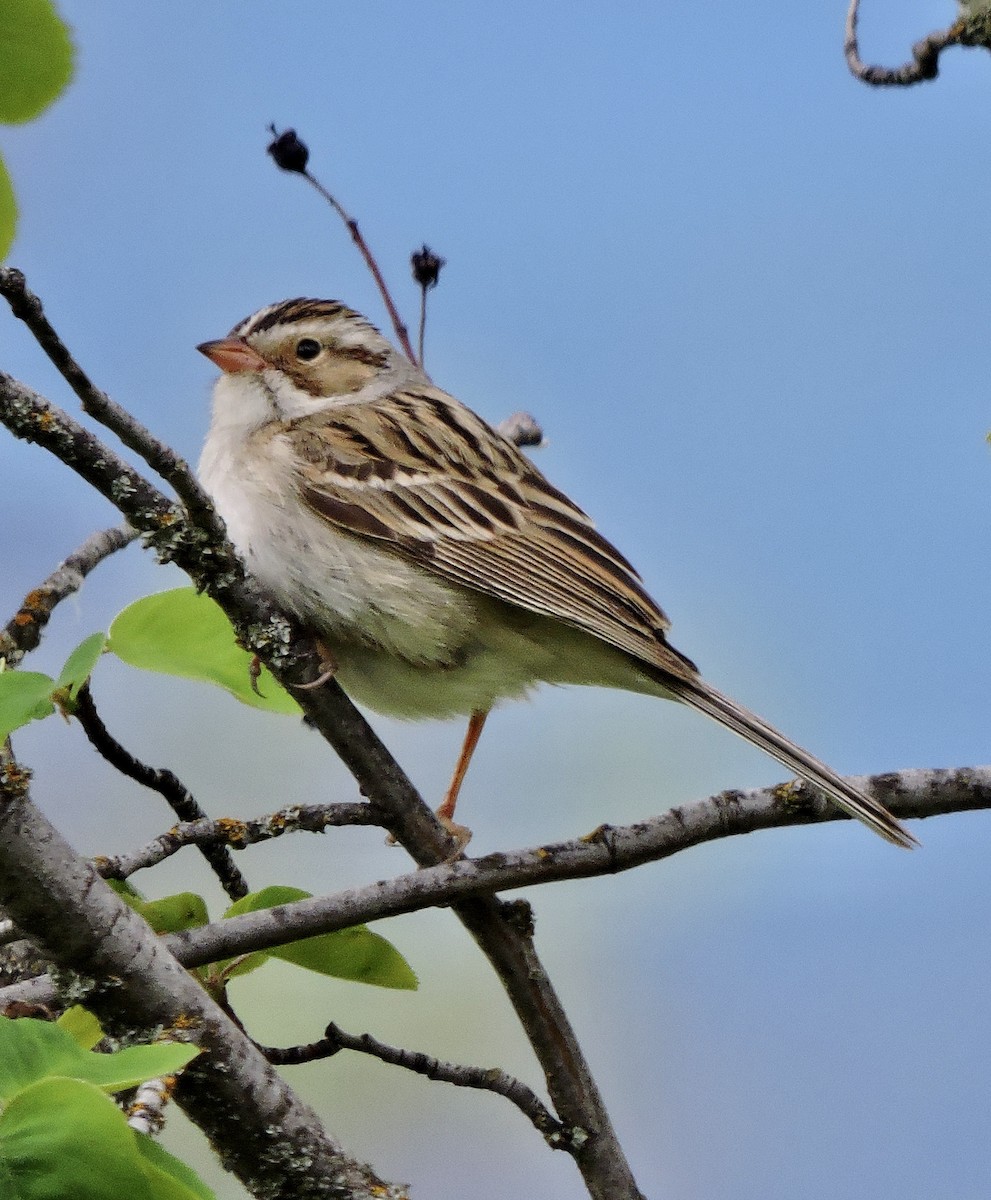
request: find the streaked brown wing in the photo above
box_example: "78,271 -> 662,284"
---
290,385 -> 698,680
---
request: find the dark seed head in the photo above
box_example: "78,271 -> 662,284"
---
267,125 -> 309,174
411,244 -> 445,290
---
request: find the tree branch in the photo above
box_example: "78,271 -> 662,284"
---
0,756 -> 405,1200
263,1022 -> 574,1151
0,269 -> 223,534
3,764 -> 975,1012
73,684 -> 251,901
155,765 -> 968,967
844,0 -> 969,86
0,522 -> 135,664
96,802 -> 380,879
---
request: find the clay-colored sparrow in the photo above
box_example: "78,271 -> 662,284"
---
198,298 -> 914,849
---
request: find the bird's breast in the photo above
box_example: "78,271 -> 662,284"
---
200,428 -> 483,665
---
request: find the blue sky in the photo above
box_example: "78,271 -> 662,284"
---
3,3 -> 990,1197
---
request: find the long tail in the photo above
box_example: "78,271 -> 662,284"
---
660,674 -> 917,848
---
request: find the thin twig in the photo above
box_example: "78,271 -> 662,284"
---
98,803 -> 379,880
263,1022 -> 577,1151
0,523 -> 136,665
844,0 -> 965,85
410,245 -> 445,371
0,269 -> 223,536
265,126 -> 417,365
303,172 -> 417,364
74,685 -> 250,901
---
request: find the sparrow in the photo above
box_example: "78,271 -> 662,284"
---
197,297 -> 915,849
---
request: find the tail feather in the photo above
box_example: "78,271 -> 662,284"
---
662,675 -> 917,849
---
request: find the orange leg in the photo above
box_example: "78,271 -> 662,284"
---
248,654 -> 264,696
436,708 -> 489,825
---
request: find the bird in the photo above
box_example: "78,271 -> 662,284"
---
197,297 -> 915,849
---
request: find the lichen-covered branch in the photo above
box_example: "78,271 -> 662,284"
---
96,802 -> 379,879
154,765 -> 981,968
0,756 -> 405,1200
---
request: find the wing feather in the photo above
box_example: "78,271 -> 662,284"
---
292,385 -> 698,679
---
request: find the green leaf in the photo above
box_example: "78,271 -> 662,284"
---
208,946 -> 270,983
139,893 -> 209,936
225,887 -> 418,990
0,1016 -> 198,1100
55,632 -> 107,701
0,0 -> 75,124
0,154 -> 15,260
0,1019 -> 67,1100
0,1077 -> 153,1200
56,1007 -> 102,1052
107,589 -> 300,715
274,924 -> 418,989
0,672 -> 55,739
136,1135 -> 216,1200
216,951 -> 269,981
106,878 -> 146,907
105,882 -> 209,937
72,1041 -> 199,1093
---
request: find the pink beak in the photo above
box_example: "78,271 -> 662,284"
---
196,336 -> 268,374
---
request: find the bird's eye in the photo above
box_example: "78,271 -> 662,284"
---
295,338 -> 322,361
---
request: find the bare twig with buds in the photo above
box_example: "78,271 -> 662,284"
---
264,130 -> 550,453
